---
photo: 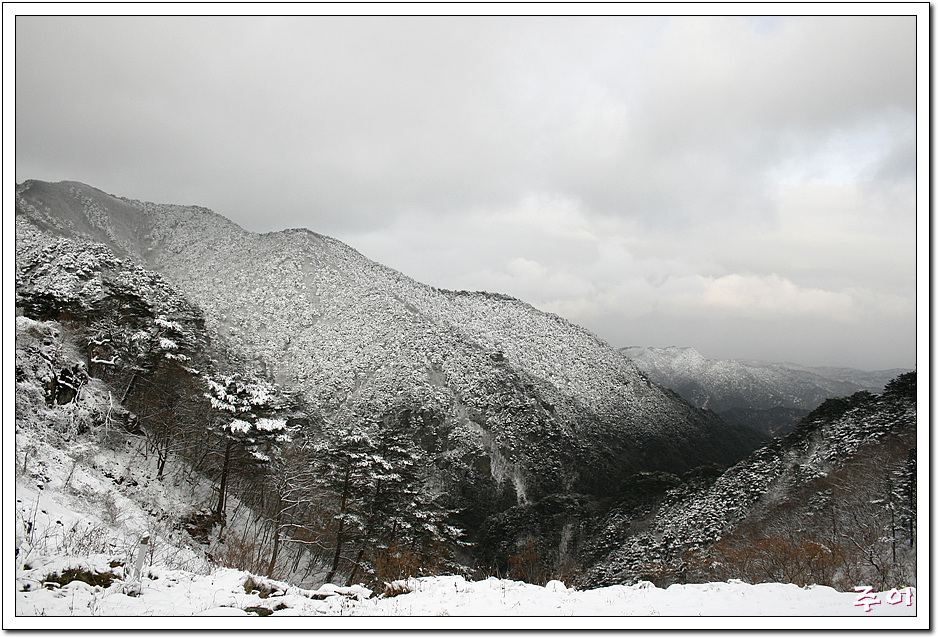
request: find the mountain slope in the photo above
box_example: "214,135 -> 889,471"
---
621,346 -> 909,435
11,302 -> 917,615
582,373 -> 917,591
15,180 -> 765,566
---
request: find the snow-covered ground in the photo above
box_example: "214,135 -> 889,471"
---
13,562 -> 919,619
8,474 -> 921,629
11,568 -> 921,624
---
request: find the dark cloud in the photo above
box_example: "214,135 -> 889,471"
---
12,12 -> 920,369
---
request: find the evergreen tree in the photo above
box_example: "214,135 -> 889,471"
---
311,403 -> 462,585
204,371 -> 292,525
895,447 -> 916,550
883,371 -> 916,401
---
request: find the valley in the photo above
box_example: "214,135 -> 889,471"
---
12,180 -> 918,618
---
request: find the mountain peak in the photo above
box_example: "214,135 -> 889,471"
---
16,179 -> 767,573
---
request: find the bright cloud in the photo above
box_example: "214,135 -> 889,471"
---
684,273 -> 857,319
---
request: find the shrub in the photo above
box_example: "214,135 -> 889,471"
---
216,530 -> 267,574
373,543 -> 424,584
507,539 -> 549,585
43,567 -> 117,589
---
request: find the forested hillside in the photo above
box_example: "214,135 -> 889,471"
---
15,179 -> 766,581
15,179 -> 915,595
14,220 -> 467,587
582,373 -> 916,591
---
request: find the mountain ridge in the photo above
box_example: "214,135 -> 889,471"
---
621,345 -> 910,435
16,179 -> 766,570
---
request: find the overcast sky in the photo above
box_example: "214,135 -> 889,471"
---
12,11 -> 921,370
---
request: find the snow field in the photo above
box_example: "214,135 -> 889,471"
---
12,569 -> 918,625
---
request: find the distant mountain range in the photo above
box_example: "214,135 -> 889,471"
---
620,346 -> 911,436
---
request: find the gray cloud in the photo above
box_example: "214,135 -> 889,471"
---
13,13 -> 920,369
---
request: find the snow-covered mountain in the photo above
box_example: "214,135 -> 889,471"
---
15,179 -> 765,570
13,179 -> 918,613
621,346 -> 910,435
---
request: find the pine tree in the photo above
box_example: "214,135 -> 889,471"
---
883,371 -> 916,402
363,406 -> 463,579
204,371 -> 292,525
895,448 -> 916,550
310,420 -> 375,584
311,403 -> 463,585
